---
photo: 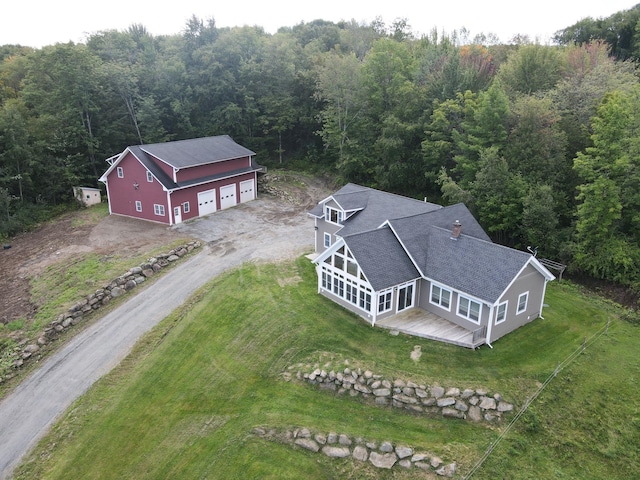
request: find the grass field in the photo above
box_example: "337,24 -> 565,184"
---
13,258 -> 640,479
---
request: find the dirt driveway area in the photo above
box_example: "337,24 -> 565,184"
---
0,173 -> 332,479
0,172 -> 332,325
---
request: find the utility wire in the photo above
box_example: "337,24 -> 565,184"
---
464,318 -> 611,479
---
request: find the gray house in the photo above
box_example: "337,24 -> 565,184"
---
309,184 -> 555,348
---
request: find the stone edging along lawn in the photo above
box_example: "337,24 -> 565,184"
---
289,364 -> 515,424
254,426 -> 457,477
2,241 -> 202,382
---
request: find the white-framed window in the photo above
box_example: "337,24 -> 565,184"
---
183,202 -> 190,213
324,232 -> 331,248
117,166 -> 124,178
322,270 -> 332,290
135,200 -> 142,212
378,290 -> 393,314
154,204 -> 165,216
430,284 -> 452,310
495,301 -> 508,324
325,206 -> 343,225
457,295 -> 481,324
146,170 -> 153,182
346,283 -> 358,304
517,292 -> 529,314
359,290 -> 371,312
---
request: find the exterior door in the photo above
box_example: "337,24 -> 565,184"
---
173,206 -> 182,225
397,283 -> 414,312
239,179 -> 255,203
220,184 -> 237,209
198,189 -> 217,216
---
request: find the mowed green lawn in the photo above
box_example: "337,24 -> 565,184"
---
14,258 -> 640,479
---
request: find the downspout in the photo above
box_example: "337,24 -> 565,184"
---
539,279 -> 549,319
102,179 -> 113,215
485,304 -> 494,348
314,217 -> 318,252
372,292 -> 378,327
167,190 -> 173,226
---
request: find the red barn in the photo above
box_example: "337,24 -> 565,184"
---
99,135 -> 264,225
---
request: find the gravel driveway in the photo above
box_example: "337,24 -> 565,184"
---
0,195 -> 316,479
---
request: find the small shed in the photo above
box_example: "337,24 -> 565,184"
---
73,186 -> 102,207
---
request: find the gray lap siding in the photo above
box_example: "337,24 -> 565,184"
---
489,264 -> 547,342
417,279 -> 491,332
315,219 -> 342,252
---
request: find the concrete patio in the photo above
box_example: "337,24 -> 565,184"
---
375,308 -> 486,348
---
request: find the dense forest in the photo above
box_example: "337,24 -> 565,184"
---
1,5 -> 640,292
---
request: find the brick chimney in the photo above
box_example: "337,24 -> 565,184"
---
451,220 -> 462,240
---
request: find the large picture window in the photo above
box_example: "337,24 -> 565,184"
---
457,295 -> 481,324
430,284 -> 451,310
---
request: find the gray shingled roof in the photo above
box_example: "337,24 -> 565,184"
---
140,135 -> 255,169
329,184 -> 442,237
424,226 -> 532,303
388,203 -> 491,272
314,184 -> 539,303
343,226 -> 421,291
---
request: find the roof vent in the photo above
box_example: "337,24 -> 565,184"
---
451,220 -> 462,240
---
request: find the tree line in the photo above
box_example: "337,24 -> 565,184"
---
1,6 -> 640,291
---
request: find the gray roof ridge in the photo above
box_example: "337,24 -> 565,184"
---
373,189 -> 441,208
429,224 -> 532,257
136,134 -> 232,149
341,223 -> 390,239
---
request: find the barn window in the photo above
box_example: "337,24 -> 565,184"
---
135,201 -> 142,212
117,167 -> 124,178
146,171 -> 153,182
183,202 -> 190,213
154,204 -> 165,216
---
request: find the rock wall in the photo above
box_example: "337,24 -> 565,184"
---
253,426 -> 457,476
8,241 -> 201,374
293,365 -> 514,423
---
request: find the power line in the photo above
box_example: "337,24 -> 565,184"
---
464,317 -> 612,479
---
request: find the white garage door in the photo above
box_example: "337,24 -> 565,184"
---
220,184 -> 237,210
239,179 -> 255,203
197,189 -> 217,216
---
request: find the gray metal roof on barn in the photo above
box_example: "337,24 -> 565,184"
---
139,135 -> 255,169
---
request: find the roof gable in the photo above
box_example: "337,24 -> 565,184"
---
343,226 -> 421,291
423,226 -> 533,303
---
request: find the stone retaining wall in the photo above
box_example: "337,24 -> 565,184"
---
9,241 -> 201,372
293,365 -> 514,423
253,426 -> 457,476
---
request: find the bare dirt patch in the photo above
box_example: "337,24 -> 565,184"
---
0,171 -> 334,326
1,210 -> 188,325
